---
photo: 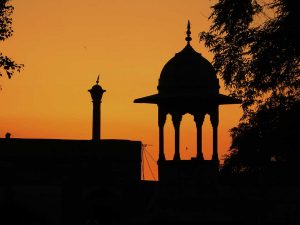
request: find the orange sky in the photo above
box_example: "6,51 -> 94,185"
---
0,0 -> 242,180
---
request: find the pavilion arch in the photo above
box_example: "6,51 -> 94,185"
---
157,104 -> 219,162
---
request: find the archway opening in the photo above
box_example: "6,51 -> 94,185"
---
180,113 -> 197,160
202,114 -> 213,160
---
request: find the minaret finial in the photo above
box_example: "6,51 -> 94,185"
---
96,75 -> 99,84
185,20 -> 192,45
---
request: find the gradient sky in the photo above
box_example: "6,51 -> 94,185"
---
1,0 -> 242,180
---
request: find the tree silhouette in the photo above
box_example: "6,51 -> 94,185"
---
221,100 -> 299,180
0,0 -> 23,79
200,0 -> 300,178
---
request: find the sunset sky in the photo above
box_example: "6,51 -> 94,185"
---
1,0 -> 242,180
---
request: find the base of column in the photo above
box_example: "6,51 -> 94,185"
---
173,153 -> 180,161
196,152 -> 204,160
158,156 -> 166,162
212,153 -> 219,164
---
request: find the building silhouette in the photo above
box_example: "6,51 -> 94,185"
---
135,21 -> 240,182
0,79 -> 142,225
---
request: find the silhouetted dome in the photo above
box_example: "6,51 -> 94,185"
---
134,21 -> 241,106
89,76 -> 106,101
158,44 -> 219,97
90,83 -> 105,93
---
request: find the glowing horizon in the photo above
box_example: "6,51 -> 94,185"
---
0,0 -> 242,180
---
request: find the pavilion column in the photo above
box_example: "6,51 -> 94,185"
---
194,113 -> 205,160
172,113 -> 182,161
158,107 -> 167,162
210,106 -> 219,163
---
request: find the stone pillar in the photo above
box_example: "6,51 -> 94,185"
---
88,78 -> 105,140
92,100 -> 101,140
158,106 -> 167,162
194,113 -> 205,160
172,113 -> 182,161
210,106 -> 219,162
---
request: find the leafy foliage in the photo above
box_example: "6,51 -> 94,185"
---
222,99 -> 299,175
200,0 -> 300,178
200,0 -> 299,117
0,0 -> 23,79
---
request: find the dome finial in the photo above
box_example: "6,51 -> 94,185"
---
96,75 -> 99,84
185,20 -> 192,45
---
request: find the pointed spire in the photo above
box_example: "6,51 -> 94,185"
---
96,75 -> 99,84
185,20 -> 192,45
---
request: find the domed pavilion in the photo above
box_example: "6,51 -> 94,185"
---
134,21 -> 241,180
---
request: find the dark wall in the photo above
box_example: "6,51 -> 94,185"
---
0,138 -> 142,225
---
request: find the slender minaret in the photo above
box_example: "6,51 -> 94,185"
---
88,76 -> 105,140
